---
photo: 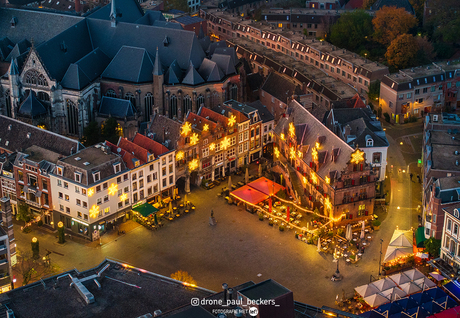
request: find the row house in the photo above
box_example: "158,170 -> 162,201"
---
50,144 -> 130,241
380,62 -> 460,124
0,115 -> 83,227
201,8 -> 388,96
425,176 -> 460,240
106,133 -> 175,205
244,100 -> 275,155
274,100 -> 376,223
440,206 -> 460,274
227,36 -> 358,117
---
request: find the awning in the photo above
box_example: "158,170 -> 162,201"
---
246,177 -> 285,196
383,246 -> 413,263
230,185 -> 268,205
415,227 -> 426,248
132,203 -> 159,217
389,229 -> 413,248
443,281 -> 460,302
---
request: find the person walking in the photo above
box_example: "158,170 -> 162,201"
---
410,173 -> 413,182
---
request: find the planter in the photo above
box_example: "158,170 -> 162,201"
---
373,226 -> 380,231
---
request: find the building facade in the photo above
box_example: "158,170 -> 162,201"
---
440,206 -> 460,273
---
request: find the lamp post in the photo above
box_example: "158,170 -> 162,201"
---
378,239 -> 383,276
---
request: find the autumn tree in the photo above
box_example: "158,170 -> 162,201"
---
385,34 -> 418,69
328,10 -> 373,51
362,0 -> 377,9
373,6 -> 418,46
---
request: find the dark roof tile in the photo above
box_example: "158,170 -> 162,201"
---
98,96 -> 135,118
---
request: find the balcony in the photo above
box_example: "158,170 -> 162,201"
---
25,199 -> 41,209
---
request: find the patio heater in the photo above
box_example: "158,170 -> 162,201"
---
378,239 -> 383,276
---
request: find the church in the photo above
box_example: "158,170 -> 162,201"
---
0,0 -> 242,139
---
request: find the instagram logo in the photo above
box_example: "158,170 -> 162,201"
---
191,298 -> 199,306
249,307 -> 258,316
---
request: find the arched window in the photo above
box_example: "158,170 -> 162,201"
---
106,89 -> 117,98
366,135 -> 373,147
183,95 -> 192,115
4,90 -> 11,118
144,93 -> 154,122
197,95 -> 205,108
125,92 -> 136,108
24,69 -> 48,86
37,91 -> 50,102
66,100 -> 79,135
170,95 -> 177,118
230,83 -> 238,100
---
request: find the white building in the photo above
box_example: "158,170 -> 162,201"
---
440,206 -> 460,272
50,144 -> 130,241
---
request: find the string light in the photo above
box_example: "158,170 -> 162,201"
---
108,183 -> 118,196
89,205 -> 99,218
190,133 -> 199,146
312,147 -> 318,160
209,143 -> 215,151
289,122 -> 295,138
221,137 -> 230,150
203,124 -> 209,132
325,176 -> 330,184
188,159 -> 198,171
181,122 -> 192,136
274,147 -> 280,158
290,147 -> 296,160
311,172 -> 318,184
298,151 -> 303,158
228,115 -> 236,127
120,193 -> 128,201
88,188 -> 94,197
315,142 -> 320,149
280,133 -> 285,141
351,149 -> 365,164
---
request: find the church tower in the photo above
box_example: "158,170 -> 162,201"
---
153,47 -> 164,116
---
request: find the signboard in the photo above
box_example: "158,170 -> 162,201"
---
92,230 -> 100,241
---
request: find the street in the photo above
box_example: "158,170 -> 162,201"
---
12,121 -> 425,308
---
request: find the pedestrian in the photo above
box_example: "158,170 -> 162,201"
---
410,173 -> 413,181
417,174 -> 421,183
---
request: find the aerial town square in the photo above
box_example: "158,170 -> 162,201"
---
0,0 -> 459,317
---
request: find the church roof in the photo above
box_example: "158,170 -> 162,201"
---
210,53 -> 235,75
198,58 -> 224,82
134,10 -> 166,25
165,60 -> 182,84
88,0 -> 144,23
102,46 -> 154,83
18,91 -> 47,117
5,39 -> 30,62
99,96 -> 135,118
182,61 -> 204,85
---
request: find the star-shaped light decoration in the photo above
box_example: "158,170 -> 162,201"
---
203,124 -> 209,132
311,147 -> 318,161
289,122 -> 295,138
325,176 -> 330,184
274,147 -> 280,158
176,151 -> 184,161
315,142 -> 320,149
108,183 -> 118,196
190,133 -> 199,146
303,176 -> 308,184
209,143 -> 215,151
324,197 -> 332,212
188,159 -> 198,171
289,147 -> 296,160
228,115 -> 236,127
298,151 -> 303,158
88,188 -> 94,197
350,148 -> 365,164
221,137 -> 230,150
89,205 -> 99,218
280,133 -> 285,141
311,172 -> 318,184
120,193 -> 128,202
181,122 -> 192,136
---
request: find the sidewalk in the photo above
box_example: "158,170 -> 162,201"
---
86,220 -> 141,248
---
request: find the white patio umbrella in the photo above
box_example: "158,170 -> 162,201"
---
228,175 -> 232,190
389,272 -> 411,286
363,293 -> 390,307
370,278 -> 397,292
317,237 -> 321,252
416,252 -> 429,259
429,272 -> 446,281
383,246 -> 413,263
355,284 -> 380,298
399,282 -> 422,295
403,268 -> 425,281
258,164 -> 262,177
381,287 -> 407,301
360,221 -> 365,240
389,230 -> 413,247
413,277 -> 436,290
346,224 -> 352,241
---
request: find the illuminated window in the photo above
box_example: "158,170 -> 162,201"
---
278,23 -> 282,28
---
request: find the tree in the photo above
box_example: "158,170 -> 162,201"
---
171,270 -> 196,286
372,6 -> 418,46
328,10 -> 373,52
101,117 -> 120,145
415,36 -> 436,64
409,0 -> 425,23
362,0 -> 377,9
163,0 -> 189,12
425,0 -> 460,43
15,251 -> 58,286
81,121 -> 101,146
17,202 -> 32,223
424,237 -> 441,258
367,80 -> 380,102
385,34 -> 419,69
57,222 -> 66,244
31,237 -> 39,259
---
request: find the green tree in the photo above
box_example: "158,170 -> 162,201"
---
17,202 -> 32,223
368,80 -> 380,102
424,237 -> 441,258
372,6 -> 418,46
163,0 -> 189,12
362,0 -> 377,9
81,121 -> 101,146
31,238 -> 39,259
385,34 -> 419,69
328,10 -> 373,51
425,0 -> 460,44
101,117 -> 120,145
58,224 -> 66,244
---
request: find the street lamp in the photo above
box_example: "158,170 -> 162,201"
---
378,239 -> 383,276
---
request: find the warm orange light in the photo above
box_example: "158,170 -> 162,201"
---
89,205 -> 99,218
120,193 -> 128,201
311,172 -> 318,184
108,183 -> 118,196
274,147 -> 280,158
290,147 -> 296,160
289,122 -> 295,138
312,148 -> 318,161
32,237 -> 38,243
203,124 -> 209,132
324,197 -> 332,211
315,142 -> 320,149
325,176 -> 330,184
209,143 -> 216,151
221,137 -> 230,150
88,188 -> 94,197
188,159 -> 198,171
351,149 -> 365,164
176,151 -> 184,161
280,133 -> 285,141
298,151 -> 303,158
190,133 -> 199,146
181,122 -> 192,136
228,115 -> 236,127
303,176 -> 308,184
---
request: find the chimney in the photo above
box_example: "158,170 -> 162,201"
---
344,124 -> 351,140
222,283 -> 228,302
75,0 -> 81,13
228,288 -> 234,301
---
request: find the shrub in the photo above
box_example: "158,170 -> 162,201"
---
337,228 -> 344,236
372,219 -> 381,227
307,238 -> 313,244
328,230 -> 334,237
383,112 -> 390,123
37,220 -> 43,227
295,233 -> 299,239
258,213 -> 264,221
269,220 -> 274,226
279,225 -> 285,232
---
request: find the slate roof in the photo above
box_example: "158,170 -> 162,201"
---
18,91 -> 47,117
437,176 -> 460,191
0,115 -> 83,155
174,16 -> 205,25
98,96 -> 135,118
88,0 -> 144,23
134,10 -> 166,25
132,133 -> 169,157
246,73 -> 264,91
261,72 -> 303,103
198,58 -> 224,82
153,20 -> 183,29
247,100 -> 275,123
148,114 -> 182,150
102,46 -> 154,83
0,37 -> 14,60
275,100 -> 354,179
0,8 -> 83,45
182,61 -> 204,85
372,0 -> 414,14
165,60 -> 181,84
210,53 -> 235,75
5,39 -> 30,62
239,279 -> 291,300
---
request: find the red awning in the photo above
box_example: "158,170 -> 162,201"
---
428,305 -> 460,317
247,177 -> 285,196
230,185 -> 268,205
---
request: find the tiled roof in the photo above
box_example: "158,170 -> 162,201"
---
186,112 -> 217,133
132,133 -> 169,157
106,140 -> 136,169
0,115 -> 83,155
275,100 -> 354,179
199,106 -> 230,126
148,114 -> 182,150
118,137 -> 149,164
98,97 -> 135,118
261,72 -> 303,104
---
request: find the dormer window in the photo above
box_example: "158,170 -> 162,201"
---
56,166 -> 64,176
93,171 -> 101,182
10,17 -> 17,28
148,154 -> 154,162
455,209 -> 459,218
113,163 -> 121,174
74,172 -> 82,183
366,137 -> 373,147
